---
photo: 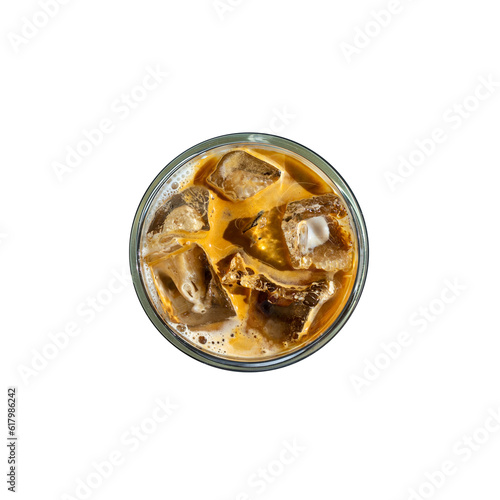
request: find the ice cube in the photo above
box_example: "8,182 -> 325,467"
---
220,253 -> 335,304
222,206 -> 290,270
149,244 -> 235,326
246,291 -> 324,342
207,151 -> 281,201
220,253 -> 335,341
147,186 -> 210,235
143,234 -> 183,264
144,190 -> 210,262
217,251 -> 328,288
281,194 -> 354,272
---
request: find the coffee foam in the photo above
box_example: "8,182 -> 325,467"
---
177,319 -> 284,359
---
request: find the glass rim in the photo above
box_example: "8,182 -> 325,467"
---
129,132 -> 369,372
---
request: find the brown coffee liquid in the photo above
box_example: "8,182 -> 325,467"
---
141,144 -> 358,360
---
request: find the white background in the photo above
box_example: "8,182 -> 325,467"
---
2,0 -> 500,499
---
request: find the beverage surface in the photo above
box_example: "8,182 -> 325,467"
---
140,144 -> 357,360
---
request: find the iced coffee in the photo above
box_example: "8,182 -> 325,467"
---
140,145 -> 358,360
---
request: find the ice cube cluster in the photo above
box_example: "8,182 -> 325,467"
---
141,149 -> 355,355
